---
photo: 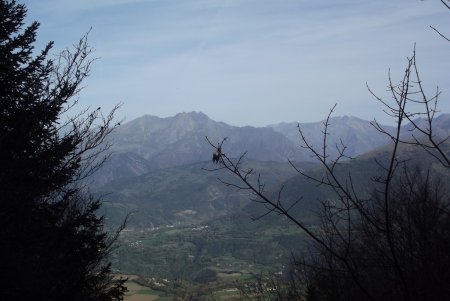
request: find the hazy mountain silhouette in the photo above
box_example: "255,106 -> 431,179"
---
110,112 -> 306,166
269,115 -> 395,159
92,112 -> 450,187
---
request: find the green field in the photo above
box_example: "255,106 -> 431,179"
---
112,215 -> 307,300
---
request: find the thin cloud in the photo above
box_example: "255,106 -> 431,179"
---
22,0 -> 450,126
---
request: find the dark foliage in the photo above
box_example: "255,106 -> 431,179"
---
0,1 -> 125,300
298,168 -> 450,301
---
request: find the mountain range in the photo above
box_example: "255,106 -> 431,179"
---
92,111 -> 450,227
93,111 -> 441,187
93,111 -> 450,283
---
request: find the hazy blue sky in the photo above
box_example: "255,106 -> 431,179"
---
23,0 -> 450,126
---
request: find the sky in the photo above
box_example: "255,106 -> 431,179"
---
22,0 -> 450,126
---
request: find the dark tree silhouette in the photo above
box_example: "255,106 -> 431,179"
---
0,1 -> 125,300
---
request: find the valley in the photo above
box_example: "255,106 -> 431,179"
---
92,112 -> 450,300
116,220 -> 306,300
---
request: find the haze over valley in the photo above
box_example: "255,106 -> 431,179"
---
89,111 -> 450,298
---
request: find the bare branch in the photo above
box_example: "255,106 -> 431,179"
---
440,0 -> 450,10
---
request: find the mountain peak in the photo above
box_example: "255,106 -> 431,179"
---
180,111 -> 207,116
329,115 -> 368,123
174,111 -> 210,122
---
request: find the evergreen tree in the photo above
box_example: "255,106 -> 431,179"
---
0,1 -> 125,300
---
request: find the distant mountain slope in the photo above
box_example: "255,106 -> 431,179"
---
90,112 -> 450,187
434,114 -> 450,130
109,111 -> 308,168
88,152 -> 153,187
97,160 -> 316,229
241,138 -> 450,231
403,113 -> 450,139
269,116 -> 395,159
270,113 -> 450,160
